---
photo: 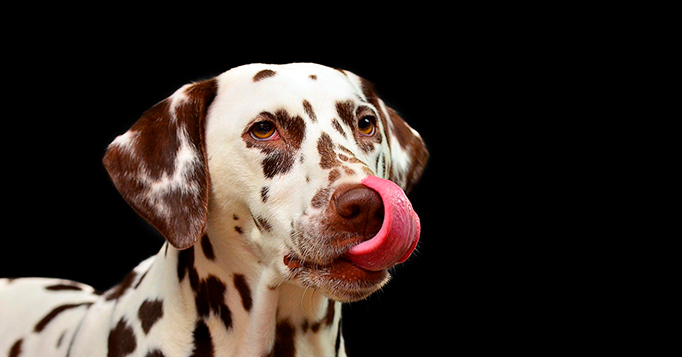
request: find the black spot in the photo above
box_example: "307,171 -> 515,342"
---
138,299 -> 164,334
234,226 -> 244,234
269,320 -> 296,357
35,302 -> 92,332
233,274 -> 253,312
200,235 -> 215,261
190,320 -> 214,357
195,275 -> 232,330
9,339 -> 22,357
134,270 -> 149,289
177,247 -> 199,291
255,216 -> 272,232
335,319 -> 343,356
261,186 -> 270,203
108,317 -> 137,357
57,330 -> 67,347
146,349 -> 166,357
104,270 -> 138,301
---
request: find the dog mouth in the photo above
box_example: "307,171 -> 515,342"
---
283,253 -> 389,302
284,176 -> 420,301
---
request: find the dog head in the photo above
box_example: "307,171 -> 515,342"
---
104,63 -> 428,301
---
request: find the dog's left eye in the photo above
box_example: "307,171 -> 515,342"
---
358,116 -> 376,136
250,121 -> 278,140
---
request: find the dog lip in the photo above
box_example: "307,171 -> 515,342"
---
283,253 -> 386,284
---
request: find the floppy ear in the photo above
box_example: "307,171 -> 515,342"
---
356,77 -> 429,193
384,106 -> 429,193
103,79 -> 218,249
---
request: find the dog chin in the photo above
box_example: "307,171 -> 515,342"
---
284,255 -> 390,302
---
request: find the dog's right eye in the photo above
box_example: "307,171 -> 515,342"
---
250,121 -> 278,140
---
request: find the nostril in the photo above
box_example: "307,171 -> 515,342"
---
333,185 -> 384,237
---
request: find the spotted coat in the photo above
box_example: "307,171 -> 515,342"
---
0,63 -> 427,356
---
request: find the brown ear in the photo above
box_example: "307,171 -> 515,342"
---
103,79 -> 218,249
357,77 -> 428,193
385,107 -> 429,193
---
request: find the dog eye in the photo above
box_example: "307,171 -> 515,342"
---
358,116 -> 376,136
250,121 -> 278,140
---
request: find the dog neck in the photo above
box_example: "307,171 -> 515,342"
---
134,210 -> 344,356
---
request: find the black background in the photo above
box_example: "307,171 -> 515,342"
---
0,19 -> 574,356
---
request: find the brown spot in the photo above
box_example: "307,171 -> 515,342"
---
335,100 -> 355,130
328,168 -> 341,184
245,109 -> 306,179
108,317 -> 137,357
269,321 -> 296,357
261,151 -> 297,179
200,234 -> 215,261
324,300 -> 336,326
35,302 -> 93,332
338,146 -> 364,164
9,339 -> 22,357
302,100 -> 317,122
309,74 -> 317,80
233,214 -> 239,220
233,274 -> 253,312
311,187 -> 332,209
317,132 -> 340,169
261,186 -> 270,203
342,166 -> 356,176
190,320 -> 214,357
272,109 -> 306,149
105,270 -> 138,301
138,299 -> 164,334
45,283 -> 83,291
253,69 -> 276,82
331,118 -> 347,138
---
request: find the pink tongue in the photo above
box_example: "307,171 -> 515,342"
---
343,176 -> 421,271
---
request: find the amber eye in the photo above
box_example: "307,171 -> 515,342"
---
250,121 -> 277,140
358,116 -> 376,136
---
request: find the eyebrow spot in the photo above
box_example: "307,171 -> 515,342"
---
302,100 -> 317,122
253,69 -> 276,82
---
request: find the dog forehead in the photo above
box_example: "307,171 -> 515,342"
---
211,63 -> 364,116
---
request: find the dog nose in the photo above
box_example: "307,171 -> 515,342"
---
333,185 -> 384,238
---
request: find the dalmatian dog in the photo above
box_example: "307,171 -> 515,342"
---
0,63 -> 428,357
